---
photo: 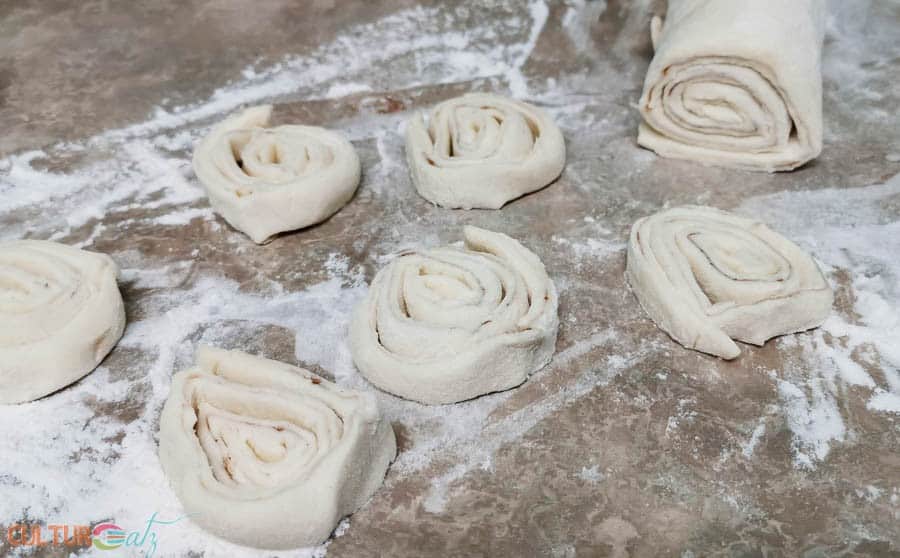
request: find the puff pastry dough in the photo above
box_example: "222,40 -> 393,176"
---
638,0 -> 825,171
626,206 -> 832,359
405,93 -> 565,209
350,226 -> 559,404
0,240 -> 125,404
193,105 -> 360,243
158,346 -> 396,549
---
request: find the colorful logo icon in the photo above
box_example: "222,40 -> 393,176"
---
92,523 -> 126,550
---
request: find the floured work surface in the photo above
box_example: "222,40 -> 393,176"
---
0,1 -> 898,556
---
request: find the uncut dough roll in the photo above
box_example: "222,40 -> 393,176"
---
637,0 -> 826,172
626,206 -> 832,359
158,346 -> 396,549
405,93 -> 566,209
193,105 -> 360,243
0,240 -> 125,404
350,226 -> 559,404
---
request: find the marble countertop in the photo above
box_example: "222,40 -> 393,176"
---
1,1 -> 898,556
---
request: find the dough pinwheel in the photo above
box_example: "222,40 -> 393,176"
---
637,0 -> 825,171
405,93 -> 566,209
193,105 -> 361,243
158,346 -> 396,549
350,226 -> 559,404
626,206 -> 833,359
0,240 -> 125,404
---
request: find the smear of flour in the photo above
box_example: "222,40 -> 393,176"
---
740,419 -> 767,459
739,172 -> 900,468
578,464 -> 606,484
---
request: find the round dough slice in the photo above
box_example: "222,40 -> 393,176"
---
158,346 -> 396,550
193,105 -> 361,244
625,206 -> 833,359
405,93 -> 566,209
0,240 -> 125,404
350,226 -> 559,404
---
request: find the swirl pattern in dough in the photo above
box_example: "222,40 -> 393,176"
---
350,226 -> 559,404
405,93 -> 566,209
193,105 -> 361,243
637,0 -> 825,171
158,346 -> 396,549
626,206 -> 833,359
0,240 -> 125,404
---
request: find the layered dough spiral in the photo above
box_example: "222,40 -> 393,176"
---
0,240 -> 125,404
626,206 -> 832,359
158,346 -> 396,549
405,93 -> 566,209
350,226 -> 559,404
637,0 -> 825,171
193,105 -> 360,243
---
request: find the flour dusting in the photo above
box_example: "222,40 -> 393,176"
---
739,172 -> 900,468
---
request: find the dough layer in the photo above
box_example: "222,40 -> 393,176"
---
626,206 -> 833,359
405,93 -> 565,209
0,240 -> 125,404
158,346 -> 396,549
637,0 -> 825,171
350,226 -> 559,404
193,105 -> 360,243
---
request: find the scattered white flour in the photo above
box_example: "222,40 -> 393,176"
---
578,464 -> 606,484
739,171 -> 900,468
740,419 -> 767,459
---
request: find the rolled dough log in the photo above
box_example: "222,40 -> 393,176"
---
350,226 -> 559,404
637,0 -> 826,171
193,105 -> 360,243
626,206 -> 833,359
158,346 -> 396,549
405,93 -> 566,209
0,240 -> 125,404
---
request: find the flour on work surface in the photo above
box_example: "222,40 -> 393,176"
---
738,172 -> 900,468
1,0 -> 899,555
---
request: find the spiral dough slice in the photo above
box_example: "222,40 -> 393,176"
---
193,105 -> 361,243
350,226 -> 559,404
626,206 -> 833,359
637,0 -> 825,171
158,346 -> 396,549
0,240 -> 125,404
405,93 -> 566,209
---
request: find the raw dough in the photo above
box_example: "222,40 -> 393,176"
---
0,240 -> 125,404
350,226 -> 559,404
405,93 -> 566,209
626,206 -> 833,359
158,346 -> 396,549
193,105 -> 360,243
637,0 -> 825,171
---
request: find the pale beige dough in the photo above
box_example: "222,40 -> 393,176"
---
405,93 -> 566,209
350,226 -> 559,404
193,105 -> 360,243
626,206 -> 833,359
638,0 -> 826,171
158,346 -> 396,549
0,240 -> 125,404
